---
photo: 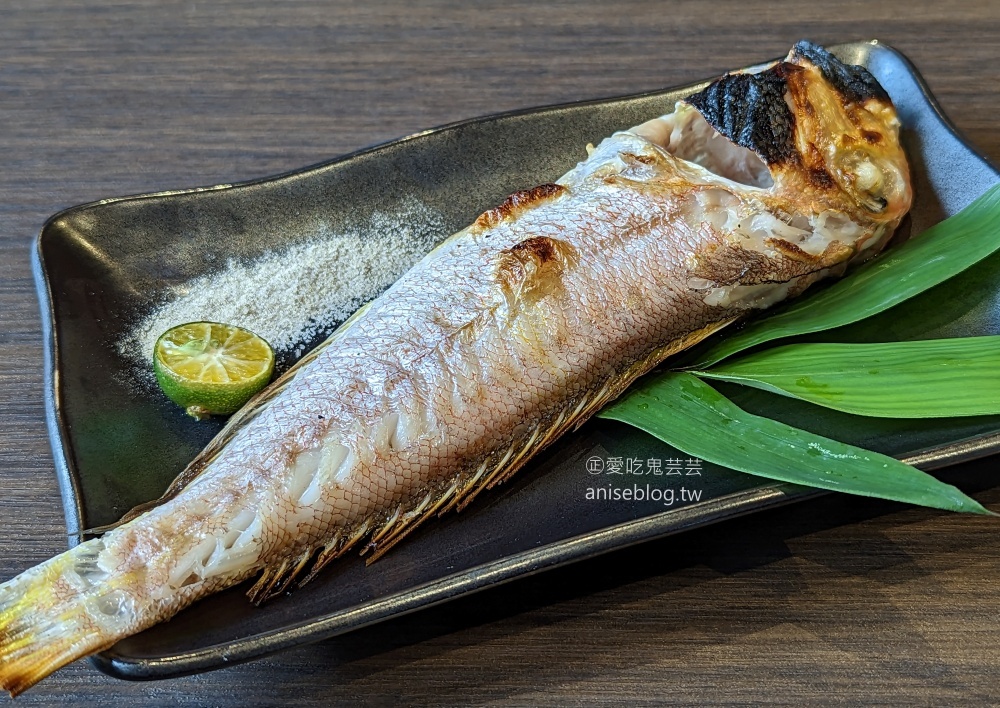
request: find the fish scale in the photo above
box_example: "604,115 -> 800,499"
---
0,41 -> 912,695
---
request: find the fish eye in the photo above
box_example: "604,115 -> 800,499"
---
838,150 -> 891,213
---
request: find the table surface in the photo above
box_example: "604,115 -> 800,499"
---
3,1 -> 1000,705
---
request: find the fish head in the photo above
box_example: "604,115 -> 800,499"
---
682,41 -> 913,235
782,41 -> 912,227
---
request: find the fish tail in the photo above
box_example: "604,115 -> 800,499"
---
0,539 -> 120,696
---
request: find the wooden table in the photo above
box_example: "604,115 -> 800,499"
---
3,2 -> 999,704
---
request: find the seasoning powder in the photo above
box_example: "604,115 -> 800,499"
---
118,199 -> 447,379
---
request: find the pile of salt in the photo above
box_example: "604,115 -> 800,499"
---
118,199 -> 446,378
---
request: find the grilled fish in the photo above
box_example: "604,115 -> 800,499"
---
0,41 -> 911,695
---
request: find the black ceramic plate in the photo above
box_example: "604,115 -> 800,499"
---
32,41 -> 1000,680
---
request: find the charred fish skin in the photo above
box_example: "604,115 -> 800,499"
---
0,42 -> 911,695
685,40 -> 891,167
683,66 -> 798,166
791,40 -> 890,105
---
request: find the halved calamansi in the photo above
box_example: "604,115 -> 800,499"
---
153,322 -> 275,420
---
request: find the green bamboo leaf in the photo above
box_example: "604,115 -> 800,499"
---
689,184 -> 1000,367
695,336 -> 1000,418
598,372 -> 992,515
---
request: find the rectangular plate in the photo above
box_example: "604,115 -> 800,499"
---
32,41 -> 1000,680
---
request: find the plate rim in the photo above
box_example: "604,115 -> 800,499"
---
30,39 -> 1000,680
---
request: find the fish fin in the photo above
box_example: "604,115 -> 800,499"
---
295,532 -> 344,590
764,237 -> 854,267
246,547 -> 318,605
95,304 -> 377,535
359,385 -> 609,563
0,540 -> 119,696
250,517 -> 375,603
362,490 -> 440,564
247,558 -> 290,605
684,66 -> 798,167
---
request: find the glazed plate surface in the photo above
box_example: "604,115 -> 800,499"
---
32,41 -> 1000,679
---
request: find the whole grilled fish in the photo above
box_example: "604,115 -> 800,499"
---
0,41 -> 911,695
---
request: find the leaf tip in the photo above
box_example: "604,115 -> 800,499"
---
968,503 -> 999,518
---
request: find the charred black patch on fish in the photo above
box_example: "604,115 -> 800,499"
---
791,40 -> 889,104
684,69 -> 797,166
808,166 -> 836,189
474,183 -> 566,231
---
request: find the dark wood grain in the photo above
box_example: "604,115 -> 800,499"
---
2,1 -> 999,704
